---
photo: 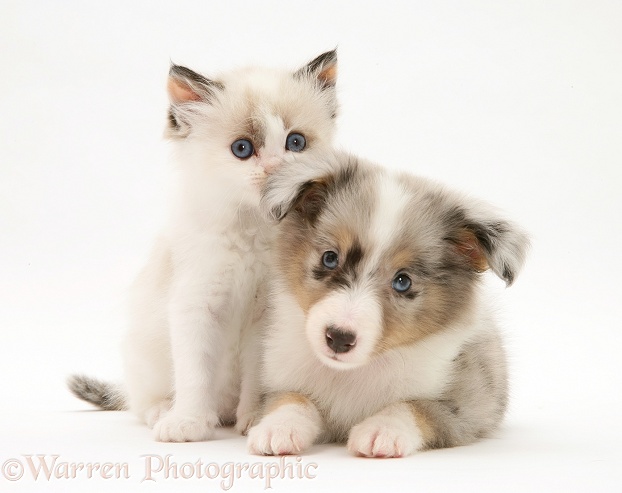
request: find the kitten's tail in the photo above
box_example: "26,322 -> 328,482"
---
67,374 -> 127,411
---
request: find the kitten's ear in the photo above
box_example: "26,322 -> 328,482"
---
166,64 -> 223,138
446,204 -> 530,286
294,49 -> 338,89
167,64 -> 222,103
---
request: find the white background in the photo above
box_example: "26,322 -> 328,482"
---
1,1 -> 621,491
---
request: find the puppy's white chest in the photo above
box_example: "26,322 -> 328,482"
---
262,289 -> 487,437
264,310 -> 462,435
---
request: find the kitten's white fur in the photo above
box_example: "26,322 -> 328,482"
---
121,52 -> 338,442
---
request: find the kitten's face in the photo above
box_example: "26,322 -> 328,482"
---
166,51 -> 338,207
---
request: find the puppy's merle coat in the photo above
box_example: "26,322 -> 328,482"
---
247,151 -> 529,457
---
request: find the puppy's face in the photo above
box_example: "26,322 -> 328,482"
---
268,154 -> 528,370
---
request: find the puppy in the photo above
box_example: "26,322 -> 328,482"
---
247,151 -> 529,457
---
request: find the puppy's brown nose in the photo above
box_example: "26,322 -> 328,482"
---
325,326 -> 357,354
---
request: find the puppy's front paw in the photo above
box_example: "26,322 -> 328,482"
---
153,412 -> 219,442
247,406 -> 319,456
347,412 -> 424,458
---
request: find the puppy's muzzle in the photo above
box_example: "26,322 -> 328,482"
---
325,326 -> 357,354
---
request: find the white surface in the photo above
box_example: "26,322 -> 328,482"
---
1,1 -> 621,491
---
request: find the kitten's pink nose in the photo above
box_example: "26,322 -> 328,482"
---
258,155 -> 281,174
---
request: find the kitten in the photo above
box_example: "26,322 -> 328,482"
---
69,50 -> 338,442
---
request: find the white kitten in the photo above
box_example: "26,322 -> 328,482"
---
69,50 -> 338,442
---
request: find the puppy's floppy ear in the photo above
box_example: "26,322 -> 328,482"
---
166,64 -> 224,138
267,177 -> 331,223
446,203 -> 530,286
260,150 -> 357,223
294,49 -> 338,89
261,166 -> 331,223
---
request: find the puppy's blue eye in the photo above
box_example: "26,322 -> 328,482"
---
392,274 -> 412,293
286,133 -> 306,152
322,251 -> 338,269
231,139 -> 254,159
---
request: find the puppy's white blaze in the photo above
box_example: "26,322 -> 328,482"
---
366,174 -> 411,269
305,288 -> 382,369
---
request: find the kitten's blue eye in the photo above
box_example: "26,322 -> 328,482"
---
392,274 -> 412,293
322,251 -> 339,269
231,139 -> 254,160
286,133 -> 306,152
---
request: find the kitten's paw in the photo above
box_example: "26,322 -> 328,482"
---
347,412 -> 424,458
247,406 -> 319,455
153,412 -> 219,442
234,411 -> 258,436
145,400 -> 171,429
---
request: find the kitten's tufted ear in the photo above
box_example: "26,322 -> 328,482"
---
445,203 -> 530,286
166,64 -> 224,138
167,64 -> 223,103
294,49 -> 338,89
